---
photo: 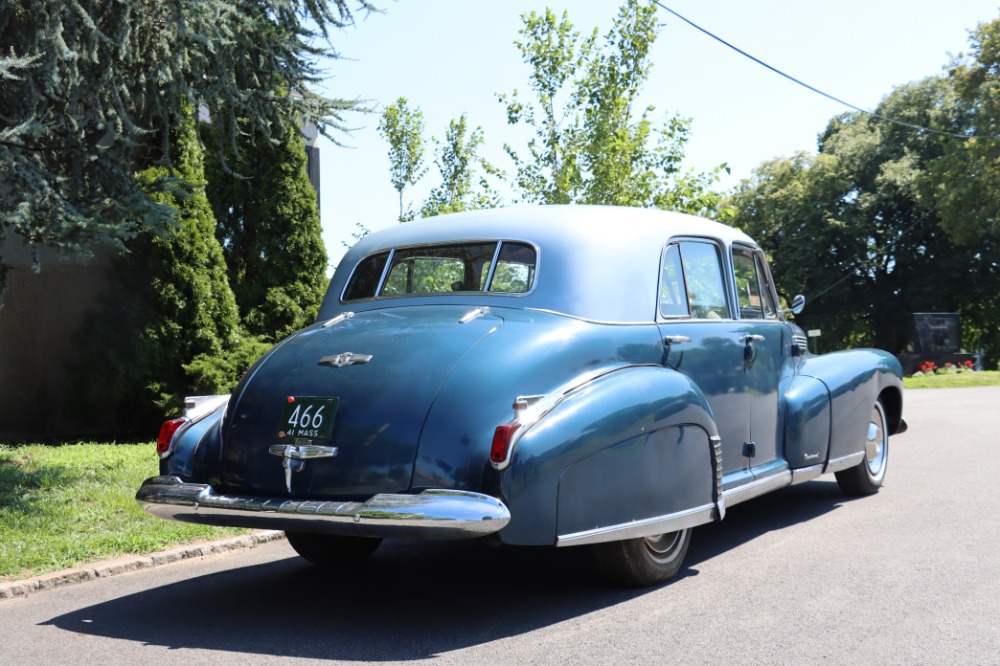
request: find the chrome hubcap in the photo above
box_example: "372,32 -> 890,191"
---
865,404 -> 887,476
643,531 -> 684,564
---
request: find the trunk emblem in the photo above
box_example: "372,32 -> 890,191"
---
268,443 -> 339,493
318,352 -> 373,368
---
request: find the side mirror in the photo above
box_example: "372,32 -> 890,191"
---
790,294 -> 806,315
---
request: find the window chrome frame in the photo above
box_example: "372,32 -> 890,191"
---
340,238 -> 541,303
656,236 -> 735,322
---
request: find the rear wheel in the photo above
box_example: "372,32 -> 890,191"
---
285,532 -> 382,566
836,400 -> 889,495
592,529 -> 691,587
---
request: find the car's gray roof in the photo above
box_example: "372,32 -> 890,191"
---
320,205 -> 756,323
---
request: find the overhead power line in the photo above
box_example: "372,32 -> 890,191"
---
652,1 -> 986,141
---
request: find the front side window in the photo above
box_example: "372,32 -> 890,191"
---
660,241 -> 730,319
343,241 -> 537,301
732,247 -> 777,319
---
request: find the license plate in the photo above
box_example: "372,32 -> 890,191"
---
277,396 -> 339,442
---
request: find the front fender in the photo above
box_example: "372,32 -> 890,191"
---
498,365 -> 720,546
796,349 -> 904,464
783,375 -> 832,469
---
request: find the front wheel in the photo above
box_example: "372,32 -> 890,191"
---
285,532 -> 382,566
836,400 -> 889,495
591,529 -> 691,587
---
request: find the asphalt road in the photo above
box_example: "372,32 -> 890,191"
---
2,386 -> 998,665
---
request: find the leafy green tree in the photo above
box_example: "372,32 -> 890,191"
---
0,0 -> 372,291
378,98 -> 427,222
71,106 -> 264,434
375,1 -> 724,222
204,119 -> 327,341
931,17 -> 1000,245
498,0 -> 726,213
421,115 -> 503,217
729,76 -> 1000,364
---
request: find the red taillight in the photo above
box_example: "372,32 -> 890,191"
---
157,418 -> 186,455
490,422 -> 522,464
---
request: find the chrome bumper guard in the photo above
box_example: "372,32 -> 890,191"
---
136,476 -> 511,540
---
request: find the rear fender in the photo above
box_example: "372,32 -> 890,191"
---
160,400 -> 227,483
498,365 -> 721,546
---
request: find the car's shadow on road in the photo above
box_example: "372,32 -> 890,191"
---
44,480 -> 851,661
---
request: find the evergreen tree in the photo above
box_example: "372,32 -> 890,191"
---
204,120 -> 328,340
0,0 -> 372,289
72,106 -> 262,434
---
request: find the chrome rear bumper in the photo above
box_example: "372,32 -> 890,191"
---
136,476 -> 510,540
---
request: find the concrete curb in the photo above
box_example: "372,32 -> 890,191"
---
0,530 -> 286,602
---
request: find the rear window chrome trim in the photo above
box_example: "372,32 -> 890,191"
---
340,239 -> 541,303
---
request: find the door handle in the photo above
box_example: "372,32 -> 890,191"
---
664,335 -> 692,346
742,334 -> 764,362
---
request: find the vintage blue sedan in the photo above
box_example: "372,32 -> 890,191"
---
138,205 -> 906,586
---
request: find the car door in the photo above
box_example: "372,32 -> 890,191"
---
730,244 -> 786,478
657,239 -> 754,489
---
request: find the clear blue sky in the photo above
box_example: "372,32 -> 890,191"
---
315,0 -> 1000,270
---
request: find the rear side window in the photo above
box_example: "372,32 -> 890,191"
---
660,241 -> 730,319
343,241 -> 537,301
342,252 -> 389,301
489,242 -> 536,293
659,244 -> 688,316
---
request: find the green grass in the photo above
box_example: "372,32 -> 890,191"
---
0,443 -> 247,582
903,370 -> 1000,389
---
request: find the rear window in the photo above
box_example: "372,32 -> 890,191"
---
343,241 -> 537,301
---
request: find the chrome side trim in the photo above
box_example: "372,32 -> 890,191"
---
710,435 -> 726,520
136,477 -> 510,540
183,394 -> 230,418
556,503 -> 716,547
790,464 -> 824,485
825,451 -> 865,474
459,306 -> 491,324
723,470 -> 792,508
489,363 -> 662,471
322,311 -> 355,328
526,307 -> 665,327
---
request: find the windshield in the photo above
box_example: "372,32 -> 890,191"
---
342,241 -> 537,302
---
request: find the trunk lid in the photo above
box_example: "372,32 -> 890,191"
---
220,306 -> 502,499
